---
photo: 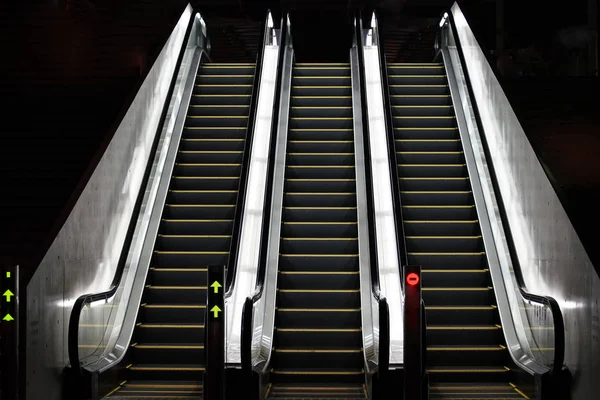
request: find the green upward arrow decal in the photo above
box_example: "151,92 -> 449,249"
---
210,306 -> 222,318
3,290 -> 14,302
2,314 -> 14,322
210,281 -> 222,293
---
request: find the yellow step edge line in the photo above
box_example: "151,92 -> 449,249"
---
271,369 -> 363,375
389,74 -> 446,77
403,205 -> 473,208
137,324 -> 205,328
401,191 -> 472,194
292,86 -> 352,88
294,67 -> 351,69
427,368 -> 509,373
291,96 -> 352,98
125,384 -> 202,388
428,326 -> 500,330
193,94 -> 251,97
285,192 -> 355,195
510,383 -> 532,399
154,251 -> 229,255
391,95 -> 450,97
388,63 -> 443,66
287,152 -> 354,155
190,104 -> 249,107
398,163 -> 465,166
288,165 -> 355,168
264,383 -> 272,399
427,346 -> 505,351
195,84 -> 252,86
291,106 -> 352,109
166,204 -> 235,208
274,349 -> 361,353
173,176 -> 240,179
430,386 -> 513,390
394,127 -> 457,130
142,304 -> 206,308
277,289 -> 360,293
129,366 -> 206,371
104,385 -> 122,397
179,150 -> 243,153
281,253 -> 359,257
283,222 -> 357,225
289,141 -> 353,143
394,116 -> 456,118
281,237 -> 357,241
175,163 -> 241,166
408,252 -> 485,256
423,269 -> 489,273
293,76 -> 351,78
276,328 -> 361,332
404,220 -> 478,223
276,308 -> 360,312
393,105 -> 453,108
286,178 -> 355,181
151,268 -> 208,272
406,235 -> 481,239
132,344 -> 205,349
185,126 -> 247,129
400,177 -> 468,180
390,84 -> 448,87
280,271 -> 359,275
146,286 -> 207,290
422,287 -> 493,291
426,305 -> 496,310
188,115 -> 248,118
169,190 -> 238,192
290,128 -> 353,131
397,151 -> 462,154
397,139 -> 460,142
198,74 -> 254,77
182,138 -> 244,141
284,206 -> 356,209
158,234 -> 232,238
290,117 -> 353,120
162,219 -> 233,222
272,387 -> 361,391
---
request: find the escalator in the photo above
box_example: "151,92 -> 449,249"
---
104,63 -> 256,398
388,63 -> 526,399
267,62 -> 366,399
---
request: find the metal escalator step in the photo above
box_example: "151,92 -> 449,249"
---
399,177 -> 470,191
179,138 -> 245,151
429,382 -> 525,399
143,285 -> 207,304
398,164 -> 466,177
195,74 -> 254,85
407,250 -> 486,268
191,93 -> 252,106
425,306 -> 498,325
393,115 -> 456,128
193,84 -> 253,95
397,151 -> 464,164
291,96 -> 353,107
160,219 -> 233,235
272,348 -> 363,369
278,271 -> 359,290
394,127 -> 459,139
163,204 -> 236,219
405,236 -> 483,252
152,250 -> 229,268
391,94 -> 453,106
276,289 -> 360,308
396,138 -> 462,152
294,66 -> 351,76
140,303 -> 205,323
400,190 -> 473,205
275,328 -> 362,348
185,115 -> 249,128
287,140 -> 355,153
281,222 -> 357,239
290,106 -> 354,118
402,204 -> 476,219
427,345 -> 509,367
126,364 -> 205,381
292,86 -> 352,96
155,234 -> 231,251
106,380 -> 203,398
289,117 -> 354,129
285,165 -> 355,179
279,253 -> 359,271
392,105 -> 455,117
403,220 -> 481,236
422,269 -> 490,287
177,150 -> 243,164
284,192 -> 356,207
188,104 -> 250,116
387,65 -> 445,75
276,309 -> 361,329
390,84 -> 449,95
149,268 -> 207,286
199,64 -> 255,74
134,323 -> 205,343
427,325 -> 504,346
130,343 -> 205,364
270,369 -> 364,385
167,189 -> 237,203
422,286 -> 495,306
282,207 -> 357,222
388,75 -> 447,85
183,126 -> 248,139
286,152 -> 355,166
285,178 -> 356,192
268,383 -> 365,399
426,366 -> 512,383
280,238 -> 358,254
292,76 -> 351,86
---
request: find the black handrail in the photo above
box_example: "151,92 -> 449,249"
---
372,11 -> 409,268
240,12 -> 289,374
225,11 -> 270,291
354,12 -> 390,375
67,11 -> 197,374
443,8 -> 565,377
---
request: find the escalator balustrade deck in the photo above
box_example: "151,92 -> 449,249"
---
388,63 -> 527,399
268,63 -> 366,400
103,63 -> 256,399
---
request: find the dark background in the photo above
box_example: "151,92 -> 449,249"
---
0,0 -> 598,283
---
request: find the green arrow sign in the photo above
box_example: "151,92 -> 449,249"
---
210,305 -> 222,318
3,290 -> 14,302
210,281 -> 222,293
2,314 -> 14,322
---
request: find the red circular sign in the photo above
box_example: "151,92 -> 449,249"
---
406,272 -> 420,286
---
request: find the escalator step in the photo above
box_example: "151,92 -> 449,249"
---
134,323 -> 204,343
163,204 -> 236,219
402,204 -> 476,219
126,364 -> 205,381
427,325 -> 504,346
279,238 -> 358,254
422,286 -> 495,306
278,253 -> 359,271
426,366 -> 512,383
428,382 -> 525,399
276,290 -> 360,308
427,345 -> 509,366
278,271 -> 359,290
272,348 -> 363,368
275,328 -> 362,348
140,303 -> 205,323
130,343 -> 205,364
291,96 -> 353,107
395,138 -> 462,152
276,309 -> 361,328
270,369 -> 364,384
106,380 -> 203,399
394,127 -> 459,139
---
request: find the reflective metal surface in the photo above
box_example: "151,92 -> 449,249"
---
248,17 -> 294,370
224,17 -> 281,365
447,3 -> 600,398
350,45 -> 379,372
25,6 -> 197,399
361,18 -> 404,366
